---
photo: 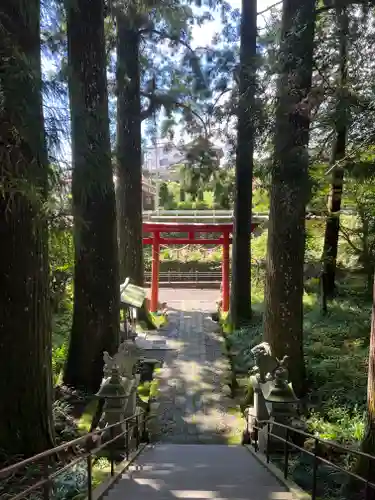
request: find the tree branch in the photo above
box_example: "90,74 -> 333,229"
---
257,1 -> 282,16
340,223 -> 361,254
316,0 -> 375,14
139,27 -> 196,54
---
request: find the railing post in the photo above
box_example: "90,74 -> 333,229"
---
136,414 -> 140,448
283,429 -> 289,479
266,422 -> 270,464
365,457 -> 372,500
42,456 -> 50,500
125,420 -> 130,460
110,426 -> 115,477
87,453 -> 93,500
141,412 -> 148,443
312,438 -> 318,500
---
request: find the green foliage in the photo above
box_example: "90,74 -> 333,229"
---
52,462 -> 87,500
159,245 -> 222,263
252,186 -> 269,213
53,400 -> 80,442
138,379 -> 160,402
49,227 -> 74,276
52,304 -> 73,385
225,322 -> 263,374
304,294 -> 370,415
159,181 -> 177,208
50,456 -> 112,500
308,405 -> 365,445
77,400 -> 98,432
227,285 -> 370,450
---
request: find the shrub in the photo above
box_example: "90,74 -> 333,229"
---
53,400 -> 79,442
177,201 -> 193,210
52,463 -> 87,500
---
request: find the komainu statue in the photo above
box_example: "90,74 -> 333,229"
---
242,342 -> 305,452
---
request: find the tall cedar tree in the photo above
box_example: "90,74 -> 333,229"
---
348,274 -> 375,499
63,0 -> 120,393
321,7 -> 348,305
0,0 -> 55,456
263,0 -> 316,397
116,14 -> 144,285
231,0 -> 257,327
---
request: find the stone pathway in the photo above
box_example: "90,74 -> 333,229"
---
151,294 -> 243,444
106,291 -> 290,500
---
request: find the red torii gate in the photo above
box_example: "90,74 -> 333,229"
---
143,221 -> 259,313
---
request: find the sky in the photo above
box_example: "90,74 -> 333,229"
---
160,0 -> 279,152
47,0 -> 280,165
191,0 -> 278,48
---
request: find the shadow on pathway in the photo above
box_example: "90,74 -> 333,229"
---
151,298 -> 243,445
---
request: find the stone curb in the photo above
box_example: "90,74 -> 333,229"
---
88,443 -> 148,500
244,445 -> 311,500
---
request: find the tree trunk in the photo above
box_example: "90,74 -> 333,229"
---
263,0 -> 316,398
347,275 -> 375,499
231,0 -> 257,328
0,0 -> 55,457
321,7 -> 348,301
63,0 -> 120,394
116,16 -> 144,285
360,216 -> 373,296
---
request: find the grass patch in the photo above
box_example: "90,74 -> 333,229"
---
77,399 -> 98,432
224,273 -> 371,449
219,310 -> 232,334
149,312 -> 168,328
138,378 -> 160,403
137,312 -> 168,332
52,307 -> 72,385
92,458 -> 112,488
226,405 -> 244,445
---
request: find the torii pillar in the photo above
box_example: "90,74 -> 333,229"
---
221,229 -> 230,313
150,231 -> 160,312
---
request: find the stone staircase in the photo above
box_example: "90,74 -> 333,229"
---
106,444 -> 293,500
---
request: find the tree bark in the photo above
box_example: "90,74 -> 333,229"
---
116,16 -> 144,285
231,0 -> 257,327
321,7 -> 348,302
63,0 -> 120,394
347,275 -> 375,499
0,0 -> 55,457
263,0 -> 316,397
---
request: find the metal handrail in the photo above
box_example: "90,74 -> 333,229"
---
143,210 -> 235,216
0,410 -> 149,500
252,419 -> 375,500
144,271 -> 228,283
142,210 -> 270,223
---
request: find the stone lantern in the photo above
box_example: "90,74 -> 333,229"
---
96,367 -> 129,452
261,360 -> 300,452
264,362 -> 299,419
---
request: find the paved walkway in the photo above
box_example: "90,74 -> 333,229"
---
151,292 -> 242,444
108,291 -> 290,500
107,444 -> 291,500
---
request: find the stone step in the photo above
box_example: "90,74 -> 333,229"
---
106,444 -> 293,500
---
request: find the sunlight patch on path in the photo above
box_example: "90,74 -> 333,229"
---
153,298 -> 243,444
